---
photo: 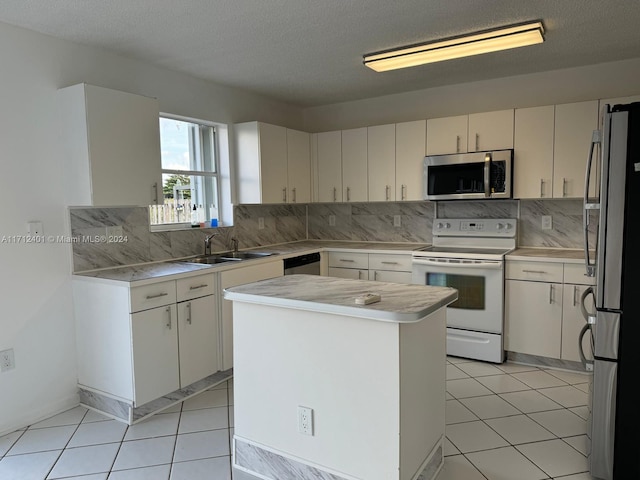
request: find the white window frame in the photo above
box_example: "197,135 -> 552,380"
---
151,113 -> 223,230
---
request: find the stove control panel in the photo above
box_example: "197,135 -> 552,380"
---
433,218 -> 516,237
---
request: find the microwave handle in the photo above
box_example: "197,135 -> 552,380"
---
484,152 -> 492,198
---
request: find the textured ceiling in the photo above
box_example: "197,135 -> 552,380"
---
1,1 -> 639,107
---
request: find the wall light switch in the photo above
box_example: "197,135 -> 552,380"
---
393,215 -> 401,227
541,215 -> 553,230
27,221 -> 43,236
258,217 -> 265,230
329,215 -> 336,226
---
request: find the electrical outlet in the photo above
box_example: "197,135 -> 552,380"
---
328,215 -> 336,226
297,406 -> 313,435
393,215 -> 401,227
258,217 -> 265,230
541,215 -> 553,230
106,225 -> 123,241
1,348 -> 15,372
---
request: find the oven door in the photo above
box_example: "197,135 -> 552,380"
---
411,257 -> 504,333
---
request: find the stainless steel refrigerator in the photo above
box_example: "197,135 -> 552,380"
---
582,101 -> 640,479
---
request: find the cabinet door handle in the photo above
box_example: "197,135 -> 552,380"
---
402,184 -> 407,201
282,187 -> 287,202
381,261 -> 399,265
358,270 -> 363,279
573,285 -> 578,307
189,284 -> 208,290
186,302 -> 192,325
292,187 -> 296,203
374,270 -> 379,280
475,133 -> 479,151
152,182 -> 159,204
347,186 -> 351,202
385,185 -> 390,201
549,284 -> 554,304
339,259 -> 355,263
540,179 -> 545,197
562,178 -> 567,197
456,135 -> 460,153
333,187 -> 337,202
146,292 -> 169,300
166,306 -> 172,329
522,269 -> 547,274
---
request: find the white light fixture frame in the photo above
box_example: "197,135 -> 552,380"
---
363,21 -> 545,72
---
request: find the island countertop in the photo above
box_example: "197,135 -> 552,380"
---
224,274 -> 457,323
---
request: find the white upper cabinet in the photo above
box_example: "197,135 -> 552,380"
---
367,124 -> 395,202
286,128 -> 311,203
395,120 -> 426,201
58,83 -> 162,207
553,101 -> 599,198
426,115 -> 468,155
341,127 -> 368,202
468,109 -> 514,152
513,105 -> 555,198
235,122 -> 310,204
316,130 -> 343,202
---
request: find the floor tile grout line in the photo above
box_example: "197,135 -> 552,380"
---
43,408 -> 91,480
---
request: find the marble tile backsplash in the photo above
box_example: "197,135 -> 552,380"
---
69,204 -> 306,272
69,198 -> 590,272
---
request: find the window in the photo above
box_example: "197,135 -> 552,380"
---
150,115 -> 221,228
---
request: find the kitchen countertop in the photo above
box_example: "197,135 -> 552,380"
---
506,248 -> 589,264
73,240 -> 428,285
224,274 -> 457,323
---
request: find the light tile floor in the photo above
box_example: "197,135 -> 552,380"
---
0,357 -> 596,480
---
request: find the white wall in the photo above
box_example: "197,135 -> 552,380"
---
0,20 -> 304,436
303,57 -> 640,131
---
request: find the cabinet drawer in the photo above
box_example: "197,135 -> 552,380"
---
368,253 -> 412,272
177,274 -> 216,302
130,281 -> 176,313
369,270 -> 412,284
328,252 -> 369,269
506,261 -> 563,282
563,263 -> 596,286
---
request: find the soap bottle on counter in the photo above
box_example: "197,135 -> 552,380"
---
210,205 -> 218,227
191,204 -> 199,227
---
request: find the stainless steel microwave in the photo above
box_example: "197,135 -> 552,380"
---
423,149 -> 513,200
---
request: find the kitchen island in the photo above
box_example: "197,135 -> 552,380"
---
224,274 -> 457,480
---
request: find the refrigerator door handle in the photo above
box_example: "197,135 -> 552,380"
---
583,129 -> 601,278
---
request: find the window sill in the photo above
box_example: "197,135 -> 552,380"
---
150,223 -> 224,233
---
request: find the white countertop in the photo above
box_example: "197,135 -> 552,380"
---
224,274 -> 458,323
73,240 -> 427,285
506,248 -> 588,263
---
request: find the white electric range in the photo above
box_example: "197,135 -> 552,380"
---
411,218 -> 517,363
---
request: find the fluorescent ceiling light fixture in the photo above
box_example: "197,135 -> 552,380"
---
363,21 -> 545,72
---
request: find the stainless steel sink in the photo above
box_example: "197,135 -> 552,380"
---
177,255 -> 243,265
218,251 -> 274,260
177,251 -> 273,265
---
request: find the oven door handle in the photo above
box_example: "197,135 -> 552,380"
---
484,152 -> 492,198
412,258 -> 503,269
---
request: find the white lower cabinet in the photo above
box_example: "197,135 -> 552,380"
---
131,305 -> 180,406
505,279 -> 562,358
219,260 -> 284,371
177,294 -> 218,387
74,272 -> 219,408
505,260 -> 596,362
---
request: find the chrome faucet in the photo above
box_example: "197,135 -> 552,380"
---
230,237 -> 239,253
204,233 -> 219,255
